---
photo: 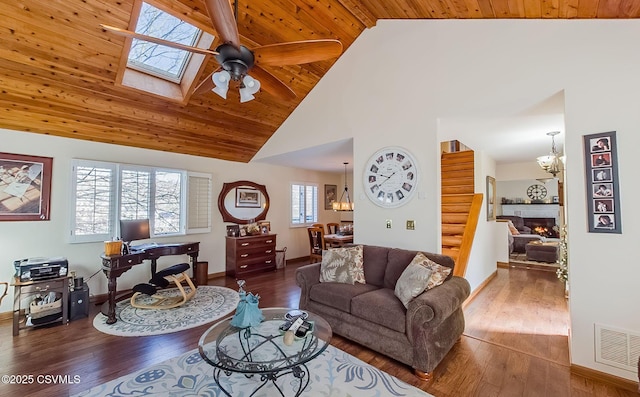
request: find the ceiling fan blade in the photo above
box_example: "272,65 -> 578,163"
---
100,25 -> 218,56
250,66 -> 296,101
203,0 -> 240,49
253,40 -> 343,66
193,71 -> 217,96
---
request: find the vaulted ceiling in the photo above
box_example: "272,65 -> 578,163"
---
1,0 -> 638,163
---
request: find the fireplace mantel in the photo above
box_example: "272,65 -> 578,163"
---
500,204 -> 560,225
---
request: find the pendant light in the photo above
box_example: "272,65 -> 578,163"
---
333,162 -> 353,211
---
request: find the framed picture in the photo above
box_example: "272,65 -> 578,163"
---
486,176 -> 496,221
584,131 -> 621,233
226,224 -> 240,237
324,184 -> 337,210
258,220 -> 271,233
235,187 -> 261,208
0,152 -> 53,221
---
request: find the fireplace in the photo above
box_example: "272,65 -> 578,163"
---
523,217 -> 558,238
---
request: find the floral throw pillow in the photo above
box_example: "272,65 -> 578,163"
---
394,252 -> 452,308
319,245 -> 365,284
423,257 -> 452,291
394,257 -> 434,308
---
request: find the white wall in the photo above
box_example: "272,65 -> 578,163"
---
0,128 -> 341,313
257,19 -> 640,381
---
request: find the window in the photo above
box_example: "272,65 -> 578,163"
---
116,0 -> 215,103
70,160 -> 211,243
291,183 -> 318,226
127,2 -> 202,83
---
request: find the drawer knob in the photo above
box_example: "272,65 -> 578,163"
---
240,254 -> 249,258
240,265 -> 248,269
265,250 -> 272,254
266,240 -> 273,243
265,260 -> 272,264
241,243 -> 250,246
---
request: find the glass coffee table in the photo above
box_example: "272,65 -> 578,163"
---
198,307 -> 332,397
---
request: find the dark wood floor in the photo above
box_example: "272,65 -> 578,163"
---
0,263 -> 636,396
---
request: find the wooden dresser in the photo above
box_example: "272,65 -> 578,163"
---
225,234 -> 277,277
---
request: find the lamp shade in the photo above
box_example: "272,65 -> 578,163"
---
239,75 -> 260,103
212,70 -> 231,99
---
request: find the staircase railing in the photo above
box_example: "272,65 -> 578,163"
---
452,193 -> 483,277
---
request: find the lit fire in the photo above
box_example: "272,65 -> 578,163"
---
534,226 -> 549,236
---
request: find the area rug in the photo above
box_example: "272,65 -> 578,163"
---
93,286 -> 239,337
72,344 -> 433,397
509,253 -> 559,269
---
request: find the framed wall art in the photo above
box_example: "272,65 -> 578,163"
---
0,152 -> 53,221
486,176 -> 496,221
235,187 -> 261,208
324,184 -> 337,210
583,131 -> 621,233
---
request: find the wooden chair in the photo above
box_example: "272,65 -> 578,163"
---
311,223 -> 325,233
326,223 -> 340,234
307,227 -> 326,263
0,282 -> 8,305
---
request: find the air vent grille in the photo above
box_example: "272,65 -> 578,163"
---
595,323 -> 640,371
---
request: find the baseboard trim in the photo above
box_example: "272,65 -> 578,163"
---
462,269 -> 497,309
571,364 -> 639,393
497,261 -> 509,269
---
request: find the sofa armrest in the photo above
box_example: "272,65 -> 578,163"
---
406,276 -> 470,339
295,263 -> 321,309
521,225 -> 532,234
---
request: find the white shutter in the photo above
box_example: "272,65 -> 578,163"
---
187,172 -> 212,233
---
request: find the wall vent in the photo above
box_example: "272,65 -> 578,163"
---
595,323 -> 640,372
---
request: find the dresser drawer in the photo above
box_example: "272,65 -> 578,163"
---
236,245 -> 275,259
236,236 -> 275,249
236,255 -> 276,273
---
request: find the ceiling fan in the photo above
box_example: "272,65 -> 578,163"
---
101,0 -> 343,102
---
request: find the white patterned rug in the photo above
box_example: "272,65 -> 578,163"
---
93,286 -> 239,337
72,344 -> 433,397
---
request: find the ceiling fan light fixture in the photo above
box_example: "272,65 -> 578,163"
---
239,75 -> 260,103
212,70 -> 231,99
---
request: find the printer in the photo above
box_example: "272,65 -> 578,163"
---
14,257 -> 69,282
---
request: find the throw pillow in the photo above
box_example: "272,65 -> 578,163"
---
507,220 -> 520,235
394,253 -> 434,308
319,245 -> 365,284
424,260 -> 452,291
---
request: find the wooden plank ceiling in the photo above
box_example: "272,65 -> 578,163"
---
1,0 -> 639,162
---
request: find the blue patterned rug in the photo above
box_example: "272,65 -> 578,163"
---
93,286 -> 239,337
72,344 -> 433,396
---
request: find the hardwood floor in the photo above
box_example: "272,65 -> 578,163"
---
0,263 -> 636,396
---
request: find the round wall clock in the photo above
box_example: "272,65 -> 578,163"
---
363,146 -> 419,208
526,184 -> 547,200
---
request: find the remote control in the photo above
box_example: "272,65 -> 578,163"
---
288,318 -> 304,333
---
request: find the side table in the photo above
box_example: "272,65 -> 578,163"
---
11,276 -> 71,336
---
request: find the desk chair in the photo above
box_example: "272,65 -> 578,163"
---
130,263 -> 196,309
0,282 -> 8,305
307,227 -> 326,264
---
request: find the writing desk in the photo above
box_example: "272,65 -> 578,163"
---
100,242 -> 199,324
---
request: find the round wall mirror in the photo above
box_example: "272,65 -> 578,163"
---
217,180 -> 270,224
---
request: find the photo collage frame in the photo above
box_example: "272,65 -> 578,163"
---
583,131 -> 621,233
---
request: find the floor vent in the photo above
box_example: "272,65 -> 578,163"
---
595,323 -> 640,371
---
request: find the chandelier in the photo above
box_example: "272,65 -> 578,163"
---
333,162 -> 353,211
536,131 -> 562,177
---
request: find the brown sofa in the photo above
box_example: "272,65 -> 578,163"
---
295,245 -> 470,381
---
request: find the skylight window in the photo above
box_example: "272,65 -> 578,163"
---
127,2 -> 202,83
